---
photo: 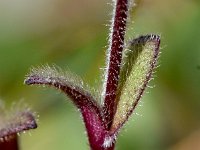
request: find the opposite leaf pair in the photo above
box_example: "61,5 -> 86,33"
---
24,34 -> 160,150
25,0 -> 160,150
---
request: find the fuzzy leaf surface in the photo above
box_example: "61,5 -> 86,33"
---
24,65 -> 100,109
0,101 -> 37,139
24,66 -> 109,149
111,34 -> 160,132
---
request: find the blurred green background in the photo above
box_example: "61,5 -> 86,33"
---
0,0 -> 200,149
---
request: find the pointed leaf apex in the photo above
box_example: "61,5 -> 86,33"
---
111,34 -> 160,133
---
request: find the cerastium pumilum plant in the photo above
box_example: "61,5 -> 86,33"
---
24,0 -> 160,149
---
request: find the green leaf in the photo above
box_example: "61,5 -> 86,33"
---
111,34 -> 160,132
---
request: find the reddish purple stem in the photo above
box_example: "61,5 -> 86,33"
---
58,84 -> 106,149
103,0 -> 128,129
25,0 -> 130,149
0,134 -> 19,150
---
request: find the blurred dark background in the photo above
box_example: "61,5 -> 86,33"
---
0,0 -> 200,149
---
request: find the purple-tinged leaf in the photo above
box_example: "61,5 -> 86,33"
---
110,34 -> 160,133
24,65 -> 101,110
0,101 -> 37,140
24,65 -> 109,150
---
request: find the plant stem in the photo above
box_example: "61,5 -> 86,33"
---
0,134 -> 19,150
103,0 -> 129,129
90,141 -> 115,150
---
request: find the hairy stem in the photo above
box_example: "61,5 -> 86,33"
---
103,0 -> 129,129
